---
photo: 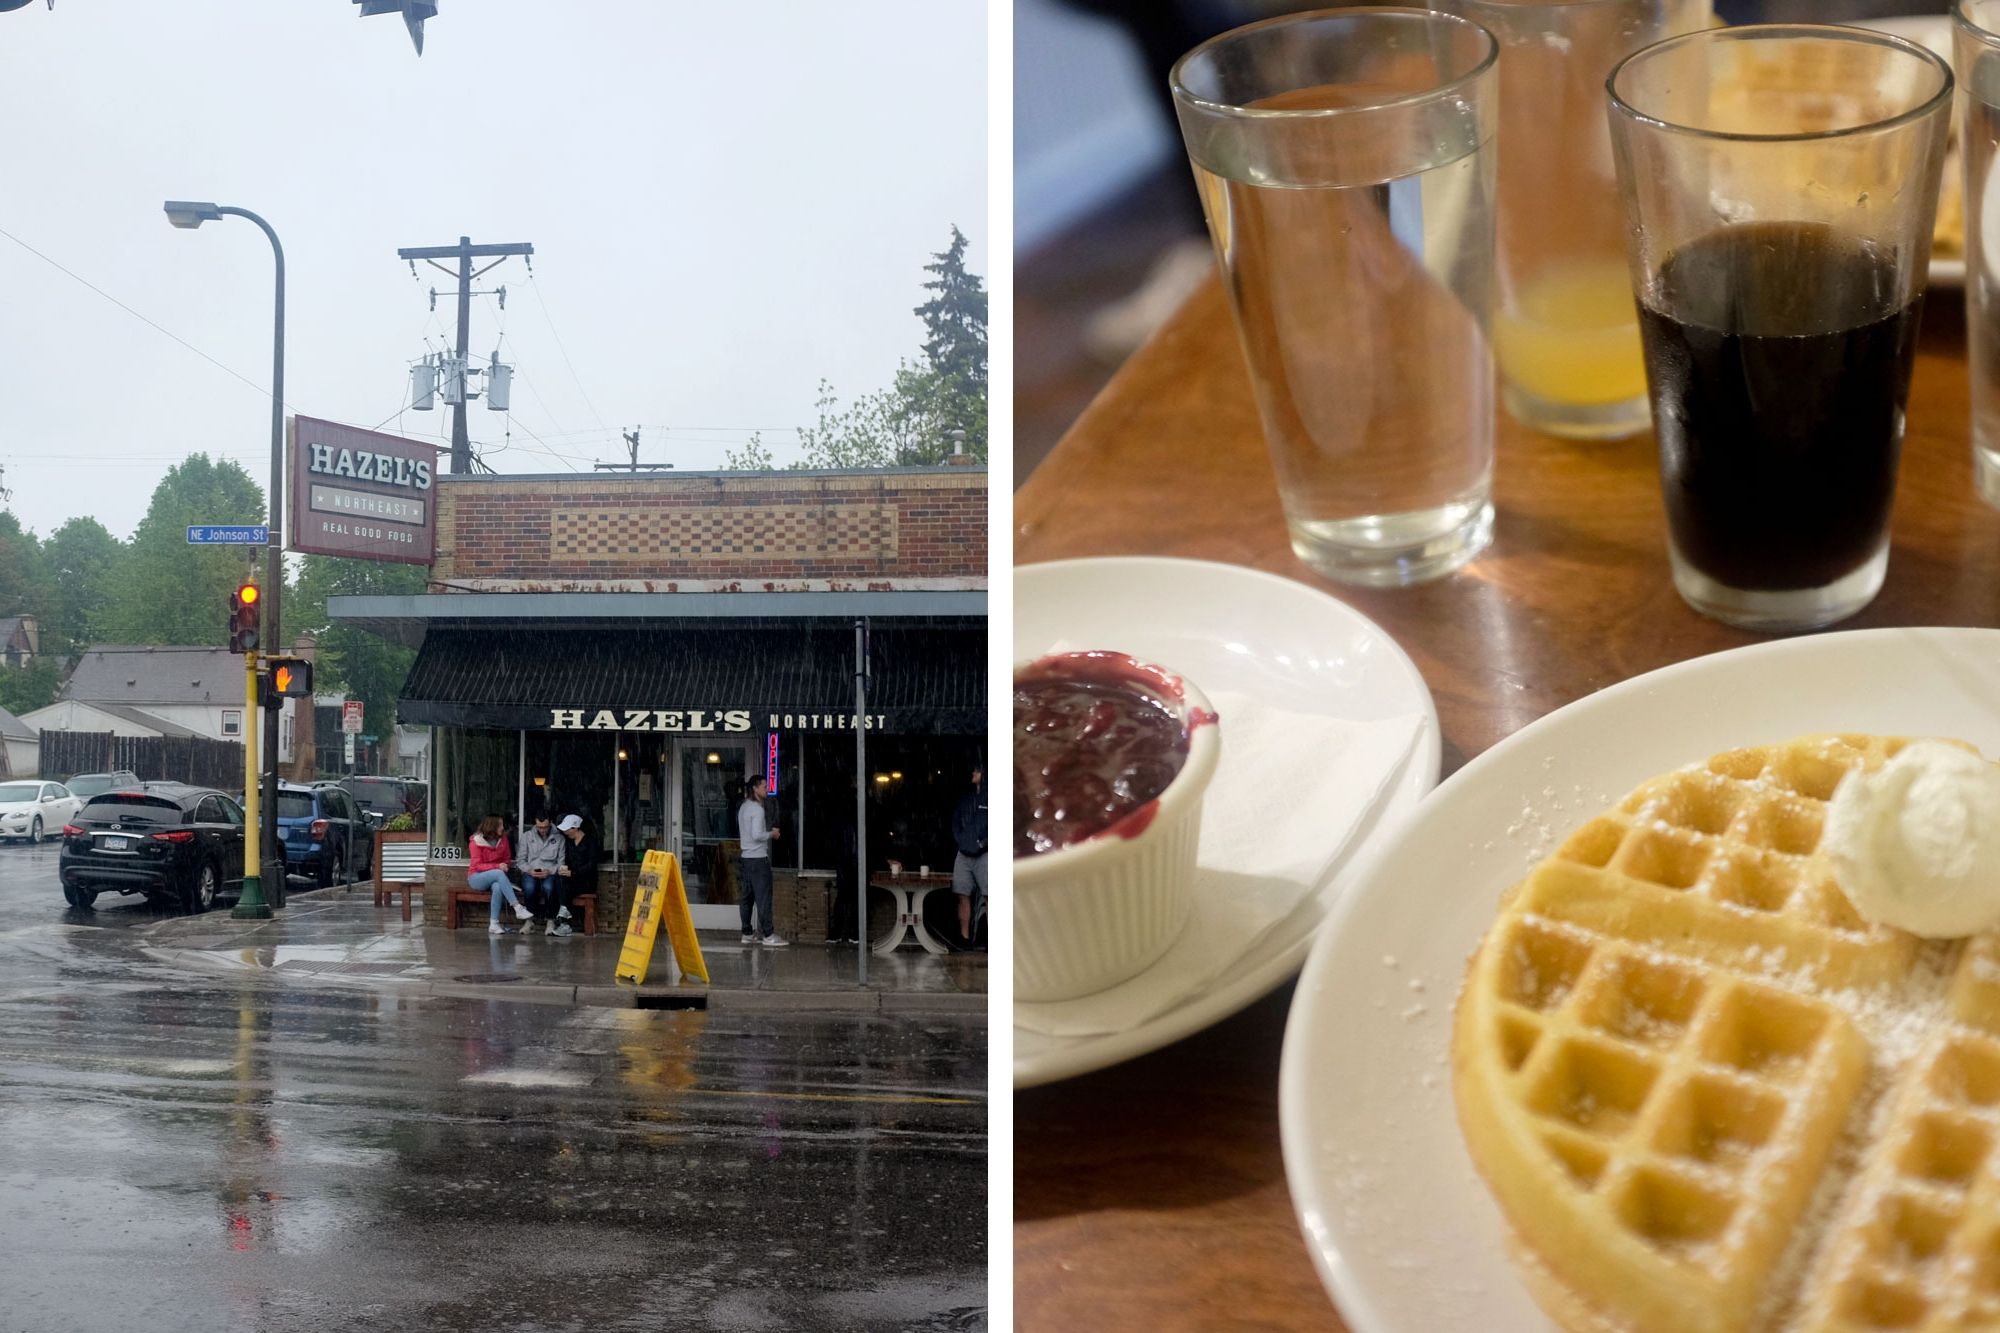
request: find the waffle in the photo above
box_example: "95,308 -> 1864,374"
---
1454,734 -> 2000,1331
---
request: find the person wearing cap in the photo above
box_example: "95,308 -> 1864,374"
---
515,812 -> 566,933
552,813 -> 596,938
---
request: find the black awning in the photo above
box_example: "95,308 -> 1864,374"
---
398,621 -> 984,735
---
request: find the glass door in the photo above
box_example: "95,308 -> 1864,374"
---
670,738 -> 755,928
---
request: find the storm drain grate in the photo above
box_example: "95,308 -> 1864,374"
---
451,972 -> 523,984
274,960 -> 416,976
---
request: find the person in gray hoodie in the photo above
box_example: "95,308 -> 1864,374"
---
515,813 -> 566,931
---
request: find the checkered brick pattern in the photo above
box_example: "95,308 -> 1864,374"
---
550,505 -> 896,562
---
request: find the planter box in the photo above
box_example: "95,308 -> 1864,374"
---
372,830 -> 429,919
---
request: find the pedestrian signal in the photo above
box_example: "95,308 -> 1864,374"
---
270,658 -> 312,697
229,583 -> 260,654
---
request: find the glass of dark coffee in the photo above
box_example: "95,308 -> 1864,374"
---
1607,25 -> 1953,631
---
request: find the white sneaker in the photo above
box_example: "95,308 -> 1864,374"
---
762,935 -> 789,949
552,922 -> 572,937
557,906 -> 571,920
544,919 -> 560,935
514,903 -> 533,921
741,932 -> 758,945
487,923 -> 509,935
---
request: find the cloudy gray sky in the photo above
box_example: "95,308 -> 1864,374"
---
0,0 -> 988,542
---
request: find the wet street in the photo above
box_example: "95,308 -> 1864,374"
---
0,838 -> 988,1332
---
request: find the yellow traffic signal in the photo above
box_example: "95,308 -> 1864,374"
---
229,582 -> 261,654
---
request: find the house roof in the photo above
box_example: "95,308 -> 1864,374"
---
0,617 -> 30,650
85,703 -> 200,739
0,704 -> 32,742
65,646 -> 246,706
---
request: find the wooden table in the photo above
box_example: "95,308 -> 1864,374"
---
1013,279 -> 2000,1331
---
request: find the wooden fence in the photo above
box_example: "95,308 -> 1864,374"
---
40,731 -> 245,791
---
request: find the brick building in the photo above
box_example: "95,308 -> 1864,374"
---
328,464 -> 987,937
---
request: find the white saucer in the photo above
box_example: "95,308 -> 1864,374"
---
1014,557 -> 1439,1088
1278,626 -> 2000,1332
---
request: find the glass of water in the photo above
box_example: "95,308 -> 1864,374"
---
1956,1 -> 2000,507
1170,9 -> 1499,587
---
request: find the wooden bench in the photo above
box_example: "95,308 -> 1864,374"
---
445,887 -> 597,935
372,838 -> 428,923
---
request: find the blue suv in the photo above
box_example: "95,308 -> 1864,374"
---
275,781 -> 372,889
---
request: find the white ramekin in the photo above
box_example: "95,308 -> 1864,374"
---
1014,653 -> 1222,1002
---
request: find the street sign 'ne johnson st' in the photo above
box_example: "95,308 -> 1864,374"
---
287,415 -> 439,565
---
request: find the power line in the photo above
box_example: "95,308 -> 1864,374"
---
0,222 -> 281,404
525,270 -> 610,433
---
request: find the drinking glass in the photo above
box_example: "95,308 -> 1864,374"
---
1955,0 -> 2000,507
1171,8 -> 1499,587
1453,0 -> 1712,440
1607,25 -> 1952,631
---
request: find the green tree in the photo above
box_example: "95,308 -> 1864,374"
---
723,430 -> 776,471
288,555 -> 427,745
915,223 -> 987,398
0,658 -> 59,715
0,511 -> 52,624
99,455 -> 265,645
39,517 -> 121,657
791,227 -> 988,468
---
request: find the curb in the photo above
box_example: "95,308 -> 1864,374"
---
145,945 -> 988,1017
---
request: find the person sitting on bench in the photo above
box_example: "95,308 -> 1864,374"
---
553,813 -> 597,937
469,815 -> 533,935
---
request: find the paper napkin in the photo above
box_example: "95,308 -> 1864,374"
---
1014,691 -> 1424,1038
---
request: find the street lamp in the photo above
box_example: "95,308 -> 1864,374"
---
164,199 -> 285,920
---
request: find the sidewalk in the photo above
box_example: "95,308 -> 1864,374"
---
142,881 -> 987,1016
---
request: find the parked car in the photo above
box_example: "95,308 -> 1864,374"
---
325,775 -> 426,829
0,780 -> 83,844
59,782 -> 245,912
63,770 -> 142,802
278,781 -> 373,888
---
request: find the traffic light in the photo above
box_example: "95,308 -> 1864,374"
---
259,657 -> 314,709
229,582 -> 261,655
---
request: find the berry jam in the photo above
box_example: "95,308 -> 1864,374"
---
1014,652 -> 1195,858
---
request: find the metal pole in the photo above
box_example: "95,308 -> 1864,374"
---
215,206 -> 285,904
233,648 -> 271,918
452,236 -> 472,474
854,618 -> 868,986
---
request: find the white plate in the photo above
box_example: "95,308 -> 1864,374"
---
1014,557 -> 1440,1087
1279,627 -> 2000,1333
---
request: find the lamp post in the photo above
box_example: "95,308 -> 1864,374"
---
164,200 -> 284,918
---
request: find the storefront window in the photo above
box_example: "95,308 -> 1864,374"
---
523,731 -> 618,847
434,727 -> 519,857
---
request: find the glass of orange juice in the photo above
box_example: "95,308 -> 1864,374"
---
1453,0 -> 1712,440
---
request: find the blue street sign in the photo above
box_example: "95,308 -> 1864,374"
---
187,525 -> 270,545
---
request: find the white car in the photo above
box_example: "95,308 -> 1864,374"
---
0,780 -> 83,844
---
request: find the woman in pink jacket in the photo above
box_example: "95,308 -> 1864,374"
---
469,815 -> 534,934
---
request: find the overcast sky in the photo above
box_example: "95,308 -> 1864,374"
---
0,0 -> 988,543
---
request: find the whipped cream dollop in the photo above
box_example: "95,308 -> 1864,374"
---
1821,740 -> 2000,938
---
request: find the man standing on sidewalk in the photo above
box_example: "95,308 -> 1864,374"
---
952,765 -> 987,950
737,773 -> 786,947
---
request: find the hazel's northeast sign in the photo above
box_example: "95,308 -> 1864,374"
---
287,416 -> 439,565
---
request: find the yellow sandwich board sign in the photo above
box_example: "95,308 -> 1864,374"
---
615,850 -> 709,986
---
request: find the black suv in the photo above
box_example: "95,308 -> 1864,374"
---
326,775 -> 426,829
277,782 -> 373,888
59,783 -> 245,912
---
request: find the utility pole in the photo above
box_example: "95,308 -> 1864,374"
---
395,236 -> 533,473
592,426 -> 674,473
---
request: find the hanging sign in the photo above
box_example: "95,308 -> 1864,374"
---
288,415 -> 439,565
615,850 -> 708,986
